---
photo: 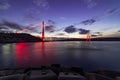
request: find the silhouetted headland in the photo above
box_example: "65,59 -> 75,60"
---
0,33 -> 43,43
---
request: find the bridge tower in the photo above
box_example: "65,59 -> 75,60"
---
42,21 -> 45,40
86,32 -> 91,42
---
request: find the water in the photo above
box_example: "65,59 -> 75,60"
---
0,41 -> 120,71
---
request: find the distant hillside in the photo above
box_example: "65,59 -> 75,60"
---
92,37 -> 120,41
0,33 -> 43,43
54,37 -> 120,41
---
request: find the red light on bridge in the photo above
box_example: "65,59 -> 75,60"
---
86,33 -> 91,42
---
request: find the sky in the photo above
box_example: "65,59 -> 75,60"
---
0,0 -> 120,38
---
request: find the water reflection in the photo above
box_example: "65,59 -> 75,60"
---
15,42 -> 56,68
31,42 -> 47,67
0,41 -> 120,71
0,44 -> 16,68
0,44 -> 3,68
16,43 -> 31,68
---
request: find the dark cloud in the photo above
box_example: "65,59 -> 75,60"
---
56,33 -> 65,36
45,25 -> 55,32
78,8 -> 118,26
24,26 -> 39,32
93,32 -> 101,34
91,34 -> 97,37
0,20 -> 24,33
0,20 -> 23,30
48,19 -> 56,25
118,30 -> 120,32
0,23 -> 8,29
81,19 -> 96,25
23,23 -> 44,33
107,8 -> 118,14
0,2 -> 10,10
94,32 -> 100,34
64,25 -> 77,33
79,28 -> 90,34
92,32 -> 103,36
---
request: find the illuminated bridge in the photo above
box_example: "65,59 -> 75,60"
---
41,21 -> 91,42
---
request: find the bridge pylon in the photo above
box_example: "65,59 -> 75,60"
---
42,21 -> 45,41
86,32 -> 91,42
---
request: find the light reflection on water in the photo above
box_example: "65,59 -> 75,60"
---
0,41 -> 120,71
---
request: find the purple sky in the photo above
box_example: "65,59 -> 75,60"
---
0,0 -> 120,38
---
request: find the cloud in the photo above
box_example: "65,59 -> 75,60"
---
44,20 -> 56,32
64,25 -> 77,33
92,32 -> 102,37
60,17 -> 67,20
88,2 -> 97,8
99,8 -> 119,19
0,20 -> 24,33
81,18 -> 96,25
91,34 -> 98,37
85,0 -> 97,8
24,14 -> 39,21
0,20 -> 23,30
78,8 -> 118,26
56,33 -> 66,36
76,8 -> 118,26
33,0 -> 49,9
48,19 -> 56,25
118,30 -> 120,32
107,8 -> 118,14
79,28 -> 90,34
24,0 -> 50,21
45,25 -> 55,33
0,2 -> 10,10
24,8 -> 41,21
25,26 -> 38,32
0,23 -> 8,29
107,33 -> 120,37
93,32 -> 102,34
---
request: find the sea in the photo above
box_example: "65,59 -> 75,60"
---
0,41 -> 120,71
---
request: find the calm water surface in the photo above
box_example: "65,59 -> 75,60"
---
0,41 -> 120,71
